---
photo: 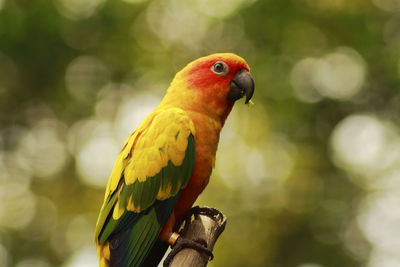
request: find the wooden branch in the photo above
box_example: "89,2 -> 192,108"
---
165,206 -> 227,267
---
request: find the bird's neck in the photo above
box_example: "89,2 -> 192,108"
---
159,78 -> 234,126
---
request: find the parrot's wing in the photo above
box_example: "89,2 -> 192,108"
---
95,107 -> 196,267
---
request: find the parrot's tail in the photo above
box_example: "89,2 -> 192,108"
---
108,208 -> 161,267
105,195 -> 180,267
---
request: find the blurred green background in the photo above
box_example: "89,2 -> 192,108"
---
1,0 -> 400,266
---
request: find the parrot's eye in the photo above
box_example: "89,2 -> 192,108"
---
211,61 -> 229,76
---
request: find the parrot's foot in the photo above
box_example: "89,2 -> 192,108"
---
163,236 -> 214,267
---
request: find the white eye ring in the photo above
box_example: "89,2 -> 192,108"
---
211,61 -> 229,76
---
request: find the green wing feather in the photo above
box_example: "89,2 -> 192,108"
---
95,108 -> 196,267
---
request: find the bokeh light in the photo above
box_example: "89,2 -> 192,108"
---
66,214 -> 97,251
62,246 -> 98,267
74,121 -> 120,188
113,93 -> 160,143
0,187 -> 36,230
291,47 -> 366,102
192,0 -> 257,18
372,0 -> 400,12
359,193 -> 400,267
16,119 -> 68,179
22,196 -> 58,241
55,0 -> 106,20
146,0 -> 211,50
290,57 -> 324,103
65,56 -> 110,102
330,114 -> 400,182
314,49 -> 366,100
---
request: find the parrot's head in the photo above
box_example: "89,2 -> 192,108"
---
163,53 -> 255,120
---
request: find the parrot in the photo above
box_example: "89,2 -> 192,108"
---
95,53 -> 255,267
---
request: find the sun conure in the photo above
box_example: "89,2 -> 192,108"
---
95,53 -> 255,267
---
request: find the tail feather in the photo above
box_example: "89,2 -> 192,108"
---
109,208 -> 159,267
106,195 -> 180,267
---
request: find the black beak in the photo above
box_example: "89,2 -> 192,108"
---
228,69 -> 255,104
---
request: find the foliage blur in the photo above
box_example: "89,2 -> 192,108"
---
1,0 -> 400,266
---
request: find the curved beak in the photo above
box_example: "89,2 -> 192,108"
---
227,69 -> 255,104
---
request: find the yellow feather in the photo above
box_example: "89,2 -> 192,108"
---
119,108 -> 194,185
177,138 -> 186,150
96,242 -> 110,267
105,131 -> 138,194
156,183 -> 173,200
126,195 -> 141,212
112,200 -> 125,220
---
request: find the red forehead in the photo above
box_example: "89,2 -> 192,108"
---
184,56 -> 250,88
